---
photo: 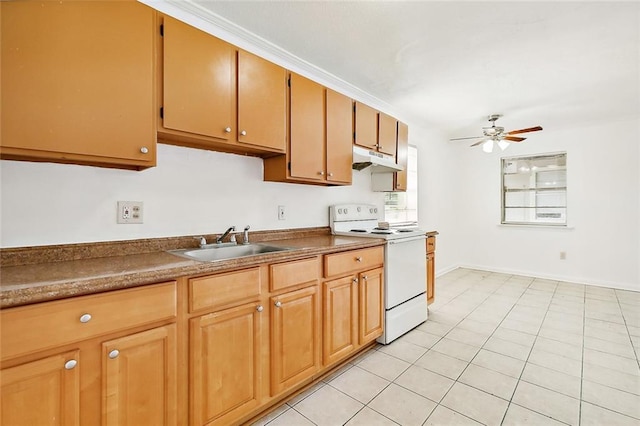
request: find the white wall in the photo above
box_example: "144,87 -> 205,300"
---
450,117 -> 640,291
0,145 -> 384,247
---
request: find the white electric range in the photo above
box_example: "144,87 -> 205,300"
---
330,204 -> 428,344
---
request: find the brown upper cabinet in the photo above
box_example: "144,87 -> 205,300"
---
354,102 -> 398,157
394,122 -> 409,191
159,16 -> 286,155
0,0 -> 157,170
264,74 -> 352,185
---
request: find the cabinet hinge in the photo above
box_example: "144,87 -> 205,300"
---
160,24 -> 164,36
353,132 -> 356,140
353,104 -> 356,113
287,162 -> 291,171
287,77 -> 291,88
160,107 -> 163,119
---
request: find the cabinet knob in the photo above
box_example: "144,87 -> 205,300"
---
318,171 -> 325,176
328,172 -> 334,177
355,257 -> 362,262
79,313 -> 92,323
274,301 -> 282,308
140,146 -> 149,154
224,127 -> 232,133
108,350 -> 120,359
362,275 -> 368,280
240,130 -> 247,136
256,305 -> 264,312
353,278 -> 358,284
64,359 -> 77,370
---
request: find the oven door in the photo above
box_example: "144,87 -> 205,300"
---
385,235 -> 427,309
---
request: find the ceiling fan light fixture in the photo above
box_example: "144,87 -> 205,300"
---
482,139 -> 494,153
497,140 -> 510,151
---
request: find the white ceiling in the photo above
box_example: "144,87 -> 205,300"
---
165,1 -> 639,138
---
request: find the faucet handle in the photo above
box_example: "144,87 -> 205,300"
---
243,225 -> 251,245
194,236 -> 207,248
244,225 -> 250,231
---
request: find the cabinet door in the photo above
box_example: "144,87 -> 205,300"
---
394,121 -> 409,191
102,324 -> 177,426
190,303 -> 264,426
1,350 -> 80,426
358,268 -> 384,344
270,286 -> 320,395
0,0 -> 156,168
237,50 -> 286,152
289,73 -> 325,180
326,89 -> 353,184
427,252 -> 435,305
323,276 -> 358,366
354,102 -> 377,150
162,16 -> 234,141
378,113 -> 398,157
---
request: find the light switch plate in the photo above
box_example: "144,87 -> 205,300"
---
117,201 -> 144,224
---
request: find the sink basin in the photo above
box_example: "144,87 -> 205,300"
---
169,243 -> 294,262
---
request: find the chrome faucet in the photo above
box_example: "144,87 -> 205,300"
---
216,226 -> 236,244
242,225 -> 250,245
194,236 -> 207,248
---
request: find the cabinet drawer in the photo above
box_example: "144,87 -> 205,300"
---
1,282 -> 176,361
324,247 -> 384,278
189,268 -> 261,313
270,257 -> 320,292
426,236 -> 436,254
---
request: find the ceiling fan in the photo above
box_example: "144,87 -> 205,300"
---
450,114 -> 543,153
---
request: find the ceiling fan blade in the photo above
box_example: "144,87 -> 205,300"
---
450,136 -> 484,141
470,139 -> 486,147
506,126 -> 543,135
503,136 -> 526,142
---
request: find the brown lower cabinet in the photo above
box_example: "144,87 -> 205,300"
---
0,247 -> 384,425
426,233 -> 437,305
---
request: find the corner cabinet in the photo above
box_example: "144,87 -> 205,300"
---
0,0 -> 157,170
0,282 -> 178,425
264,74 -> 352,186
322,247 -> 384,366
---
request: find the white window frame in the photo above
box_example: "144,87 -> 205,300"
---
501,152 -> 567,226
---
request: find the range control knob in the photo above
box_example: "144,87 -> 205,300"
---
337,208 -> 343,214
357,206 -> 361,212
344,208 -> 348,214
374,208 -> 378,213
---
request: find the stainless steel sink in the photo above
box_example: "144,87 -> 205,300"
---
168,243 -> 294,262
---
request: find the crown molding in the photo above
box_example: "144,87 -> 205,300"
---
139,0 -> 398,117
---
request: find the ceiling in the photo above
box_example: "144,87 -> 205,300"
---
168,1 -> 639,138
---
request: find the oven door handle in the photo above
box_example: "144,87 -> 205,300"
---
387,235 -> 427,244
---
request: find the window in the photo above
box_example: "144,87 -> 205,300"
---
384,145 -> 418,223
502,152 -> 567,226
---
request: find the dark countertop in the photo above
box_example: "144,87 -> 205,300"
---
0,232 -> 385,308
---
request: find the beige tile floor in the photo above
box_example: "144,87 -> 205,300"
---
253,268 -> 640,425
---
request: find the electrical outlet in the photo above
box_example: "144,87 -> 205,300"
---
560,251 -> 566,260
278,205 -> 286,220
117,201 -> 144,224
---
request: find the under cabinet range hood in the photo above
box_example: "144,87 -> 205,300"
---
352,146 -> 403,173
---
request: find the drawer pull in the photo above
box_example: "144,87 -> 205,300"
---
140,146 -> 149,154
79,313 -> 92,323
108,350 -> 120,359
362,275 -> 368,280
274,301 -> 282,308
353,278 -> 358,284
224,127 -> 232,133
64,359 -> 77,370
240,130 -> 247,136
256,305 -> 264,312
355,257 -> 362,262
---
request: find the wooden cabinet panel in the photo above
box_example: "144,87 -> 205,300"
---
426,235 -> 436,305
102,324 -> 177,426
238,50 -> 286,152
322,276 -> 358,365
270,286 -> 320,395
359,268 -> 384,344
324,246 -> 384,278
326,89 -> 353,184
1,282 -> 176,361
1,350 -> 80,426
289,73 -> 325,180
270,256 -> 320,292
394,122 -> 409,191
378,113 -> 398,157
189,268 -> 261,313
354,102 -> 377,149
162,16 -> 234,140
0,0 -> 156,169
190,302 -> 263,425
